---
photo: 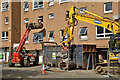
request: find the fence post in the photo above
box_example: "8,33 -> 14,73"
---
107,51 -> 110,76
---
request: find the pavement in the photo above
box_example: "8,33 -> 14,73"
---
1,64 -> 119,79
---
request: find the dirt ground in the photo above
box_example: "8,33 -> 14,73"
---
1,64 -> 119,79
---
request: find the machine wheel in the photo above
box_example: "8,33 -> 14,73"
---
101,67 -> 106,75
24,59 -> 30,67
95,66 -> 102,74
95,65 -> 106,75
8,60 -> 15,67
33,57 -> 38,66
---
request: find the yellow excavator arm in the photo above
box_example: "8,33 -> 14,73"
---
62,6 -> 120,48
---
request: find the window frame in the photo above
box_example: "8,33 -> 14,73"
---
25,36 -> 29,44
49,13 -> 54,19
24,18 -> 29,24
1,31 -> 8,41
104,2 -> 113,13
33,0 -> 44,10
48,31 -> 54,42
38,16 -> 43,23
60,30 -> 64,41
48,0 -> 54,6
96,26 -> 112,39
79,27 -> 87,40
33,32 -> 43,43
1,1 -> 9,12
24,1 -> 29,12
80,7 -> 87,14
5,17 -> 9,25
60,29 -> 68,41
59,0 -> 72,4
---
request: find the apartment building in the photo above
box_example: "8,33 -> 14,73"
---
21,0 -> 120,57
21,0 -> 75,52
0,0 -> 21,63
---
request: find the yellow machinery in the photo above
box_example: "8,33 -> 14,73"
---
62,6 -> 120,74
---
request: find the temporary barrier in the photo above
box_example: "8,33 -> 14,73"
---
43,44 -> 97,70
73,44 -> 97,69
44,45 -> 63,67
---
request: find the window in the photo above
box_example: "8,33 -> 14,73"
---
49,13 -> 54,19
96,26 -> 112,38
79,27 -> 87,40
25,36 -> 29,44
60,0 -> 72,4
60,30 -> 64,41
33,32 -> 43,43
1,31 -> 8,40
24,18 -> 29,23
48,0 -> 54,6
104,2 -> 113,13
60,30 -> 68,41
38,16 -> 43,23
5,17 -> 8,24
48,31 -> 54,42
80,7 -> 87,14
1,1 -> 9,12
24,2 -> 29,11
65,11 -> 69,20
33,0 -> 43,10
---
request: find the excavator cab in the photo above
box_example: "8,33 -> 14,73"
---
114,38 -> 120,49
109,33 -> 120,61
109,34 -> 120,50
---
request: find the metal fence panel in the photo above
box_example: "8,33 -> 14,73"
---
44,45 -> 62,66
